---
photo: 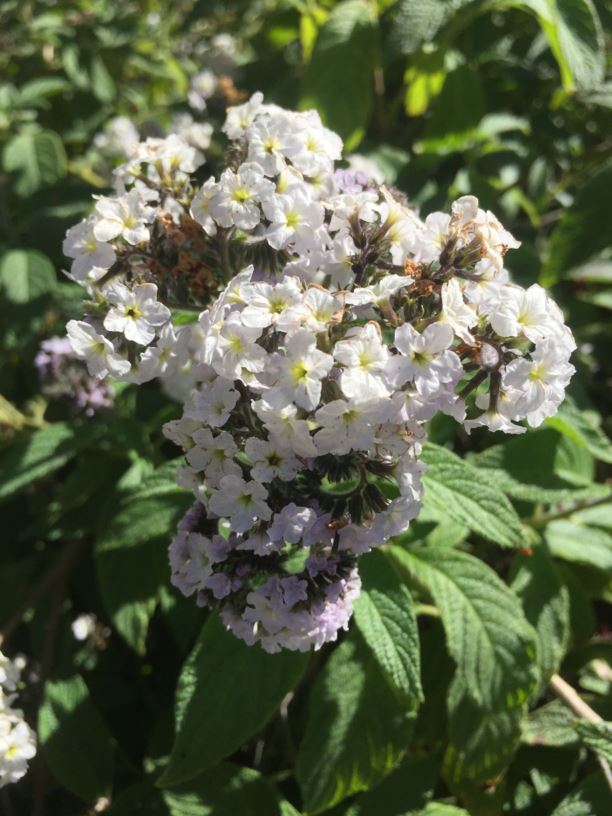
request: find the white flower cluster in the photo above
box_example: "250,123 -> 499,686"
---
65,93 -> 575,651
65,128 -> 216,394
0,650 -> 36,789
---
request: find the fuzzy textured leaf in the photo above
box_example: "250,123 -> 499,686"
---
545,519 -> 612,572
0,249 -> 56,303
96,465 -> 192,652
160,614 -> 308,787
3,126 -> 67,196
302,0 -> 377,148
38,675 -> 114,802
511,544 -> 570,696
353,549 -> 422,706
421,443 -> 524,547
0,422 -> 101,502
296,632 -> 413,813
575,720 -> 612,763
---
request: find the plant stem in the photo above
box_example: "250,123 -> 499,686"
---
550,673 -> 612,791
524,493 -> 611,528
415,603 -> 440,618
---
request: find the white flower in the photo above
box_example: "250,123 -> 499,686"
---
246,117 -> 294,175
388,322 -> 461,395
224,92 -> 264,140
267,329 -> 333,411
93,189 -> 154,245
186,429 -> 241,484
71,614 -> 97,641
211,312 -> 267,379
414,211 -> 451,263
188,69 -> 217,111
240,278 -> 303,330
245,437 -> 299,483
268,504 -> 318,544
103,282 -> 170,345
253,400 -> 317,457
314,399 -> 385,455
63,218 -> 116,282
67,320 -> 130,379
440,278 -> 477,344
0,653 -> 23,694
489,283 -> 552,342
134,322 -> 180,383
94,116 -> 139,157
191,177 -> 218,236
171,113 -> 213,151
0,715 -> 37,788
503,340 -> 574,426
334,323 -> 390,400
322,233 -> 358,289
186,378 -> 239,427
284,119 -> 343,176
298,287 -> 343,331
210,164 -> 274,230
264,189 -> 324,250
209,475 -> 271,533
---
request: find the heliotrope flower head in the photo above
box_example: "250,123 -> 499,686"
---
65,93 -> 575,651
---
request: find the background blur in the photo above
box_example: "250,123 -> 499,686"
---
0,2 -> 611,815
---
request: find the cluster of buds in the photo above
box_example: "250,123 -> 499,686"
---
65,94 -> 575,651
0,650 -> 36,788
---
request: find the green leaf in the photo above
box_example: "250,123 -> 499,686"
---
296,632 -> 413,813
91,55 -> 116,102
550,772 -> 610,816
164,763 -> 292,816
344,754 -> 441,816
413,806 -> 469,816
390,546 -> 538,782
444,683 -> 527,783
546,394 -> 612,463
353,549 -> 422,706
389,546 -> 537,707
110,766 -> 297,816
0,422 -> 101,502
38,675 -> 114,802
18,77 -> 70,106
0,249 -> 56,303
159,614 -> 308,787
522,699 -> 578,746
469,428 -> 606,503
386,0 -> 474,56
301,0 -> 377,148
510,544 -> 570,697
542,160 -> 612,285
2,126 -> 67,196
575,720 -> 612,763
404,49 -> 446,116
420,64 -> 485,150
96,464 -> 192,652
513,0 -> 605,92
421,443 -> 524,548
545,519 -> 612,571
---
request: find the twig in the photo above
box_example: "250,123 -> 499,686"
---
550,673 -> 612,792
550,673 -> 603,722
524,493 -> 611,529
